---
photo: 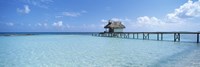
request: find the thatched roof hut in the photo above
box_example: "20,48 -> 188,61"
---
104,20 -> 125,29
104,20 -> 125,32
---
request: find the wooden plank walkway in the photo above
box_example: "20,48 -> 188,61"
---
92,32 -> 200,43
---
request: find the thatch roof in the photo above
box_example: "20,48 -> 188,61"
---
104,20 -> 125,29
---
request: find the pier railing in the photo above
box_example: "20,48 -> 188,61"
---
92,32 -> 200,43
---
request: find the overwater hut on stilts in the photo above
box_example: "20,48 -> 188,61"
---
104,20 -> 125,33
98,19 -> 126,37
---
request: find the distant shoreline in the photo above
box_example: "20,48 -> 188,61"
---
0,34 -> 33,36
0,32 -> 99,36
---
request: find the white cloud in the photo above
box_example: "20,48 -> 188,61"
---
77,24 -> 103,32
62,12 -> 80,17
101,18 -> 130,23
52,21 -> 73,31
100,18 -> 120,28
167,0 -> 200,22
55,16 -> 63,18
6,23 -> 14,26
34,23 -> 48,29
20,0 -> 54,8
28,24 -> 32,26
44,23 -> 48,27
17,5 -> 31,14
37,23 -> 42,26
24,5 -> 31,13
82,24 -> 96,28
52,21 -> 63,27
110,18 -> 122,21
136,16 -> 164,26
125,0 -> 200,32
131,15 -> 200,32
110,18 -> 131,22
101,19 -> 107,23
61,10 -> 87,17
36,23 -> 48,27
101,18 -> 131,26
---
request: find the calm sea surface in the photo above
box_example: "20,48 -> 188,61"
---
0,33 -> 200,67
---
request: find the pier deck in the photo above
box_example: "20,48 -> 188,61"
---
92,32 -> 200,43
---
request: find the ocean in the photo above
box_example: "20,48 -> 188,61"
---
0,32 -> 200,67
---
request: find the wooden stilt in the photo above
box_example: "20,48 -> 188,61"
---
143,33 -> 145,40
161,33 -> 163,40
174,33 -> 180,42
120,33 -> 122,38
197,33 -> 199,43
123,34 -> 125,38
128,33 -> 130,38
178,33 -> 180,42
157,33 -> 159,40
174,33 -> 176,42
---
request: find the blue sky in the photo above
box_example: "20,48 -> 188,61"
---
0,0 -> 200,32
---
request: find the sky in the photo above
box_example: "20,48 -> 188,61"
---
0,0 -> 200,32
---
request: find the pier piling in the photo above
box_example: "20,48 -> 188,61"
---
161,33 -> 163,40
93,32 -> 200,43
157,34 -> 159,40
197,33 -> 199,43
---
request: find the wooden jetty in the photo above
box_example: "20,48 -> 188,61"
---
95,19 -> 200,43
92,32 -> 200,43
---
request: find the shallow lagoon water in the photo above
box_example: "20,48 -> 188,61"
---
0,35 -> 200,67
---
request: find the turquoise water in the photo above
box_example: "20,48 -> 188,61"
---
0,35 -> 200,67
